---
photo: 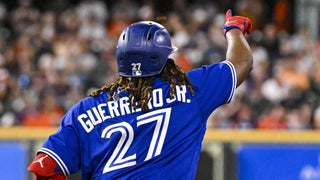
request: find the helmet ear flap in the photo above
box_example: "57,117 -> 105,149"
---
116,21 -> 177,77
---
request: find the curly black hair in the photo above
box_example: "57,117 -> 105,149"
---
89,59 -> 195,111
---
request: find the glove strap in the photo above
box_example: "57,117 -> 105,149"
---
222,25 -> 242,35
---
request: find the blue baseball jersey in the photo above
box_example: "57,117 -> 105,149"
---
38,61 -> 237,179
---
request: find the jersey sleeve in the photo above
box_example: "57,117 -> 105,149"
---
37,110 -> 81,177
187,60 -> 237,119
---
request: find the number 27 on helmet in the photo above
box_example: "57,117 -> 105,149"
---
116,21 -> 178,77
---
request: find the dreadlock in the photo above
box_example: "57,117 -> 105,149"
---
89,58 -> 195,111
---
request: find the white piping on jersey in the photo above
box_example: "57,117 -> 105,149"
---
223,60 -> 237,103
38,148 -> 70,176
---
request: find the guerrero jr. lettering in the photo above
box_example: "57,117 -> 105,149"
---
78,86 -> 191,133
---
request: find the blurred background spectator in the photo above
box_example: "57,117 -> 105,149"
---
0,0 -> 319,131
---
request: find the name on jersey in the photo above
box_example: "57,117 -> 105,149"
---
78,85 -> 191,133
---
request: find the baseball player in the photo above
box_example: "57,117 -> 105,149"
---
28,9 -> 252,179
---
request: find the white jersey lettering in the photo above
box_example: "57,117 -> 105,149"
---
78,86 -> 191,133
98,103 -> 111,121
78,113 -> 94,133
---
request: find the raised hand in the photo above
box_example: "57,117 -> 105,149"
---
222,9 -> 252,37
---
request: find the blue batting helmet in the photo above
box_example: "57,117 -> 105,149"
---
116,21 -> 177,77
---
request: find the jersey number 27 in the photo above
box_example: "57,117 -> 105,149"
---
101,108 -> 172,173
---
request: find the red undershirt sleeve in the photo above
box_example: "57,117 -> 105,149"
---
28,153 -> 67,180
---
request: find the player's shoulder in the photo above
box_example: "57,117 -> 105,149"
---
185,60 -> 236,92
187,60 -> 235,78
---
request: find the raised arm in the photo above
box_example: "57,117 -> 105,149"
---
223,9 -> 253,87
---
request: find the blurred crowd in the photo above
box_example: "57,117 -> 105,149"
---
0,0 -> 319,130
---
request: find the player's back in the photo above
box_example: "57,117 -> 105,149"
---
76,61 -> 235,179
39,61 -> 235,180
75,78 -> 205,179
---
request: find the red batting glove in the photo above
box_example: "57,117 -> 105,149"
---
222,9 -> 252,37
